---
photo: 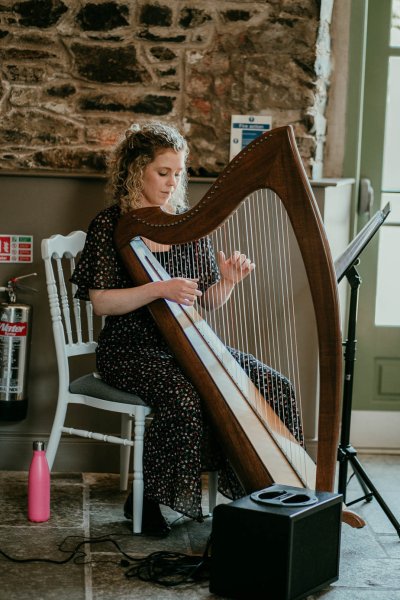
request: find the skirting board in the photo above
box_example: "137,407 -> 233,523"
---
0,433 -> 122,472
350,410 -> 400,452
2,411 -> 399,472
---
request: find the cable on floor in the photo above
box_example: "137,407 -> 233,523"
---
0,532 -> 212,587
0,533 -> 142,566
123,535 -> 211,586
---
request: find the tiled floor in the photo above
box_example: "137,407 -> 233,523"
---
1,454 -> 400,599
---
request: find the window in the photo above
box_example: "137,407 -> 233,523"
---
375,2 -> 400,326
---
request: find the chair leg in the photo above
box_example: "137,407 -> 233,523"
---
120,414 -> 133,491
46,400 -> 68,470
132,409 -> 146,534
208,471 -> 218,515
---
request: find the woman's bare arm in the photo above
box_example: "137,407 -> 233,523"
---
89,278 -> 202,316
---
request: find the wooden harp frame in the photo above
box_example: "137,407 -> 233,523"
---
114,125 -> 342,495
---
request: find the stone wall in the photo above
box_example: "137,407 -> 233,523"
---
0,0 -> 332,177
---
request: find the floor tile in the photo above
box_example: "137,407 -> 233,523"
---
1,454 -> 400,599
0,527 -> 86,600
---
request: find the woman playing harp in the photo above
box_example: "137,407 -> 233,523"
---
71,121 -> 304,536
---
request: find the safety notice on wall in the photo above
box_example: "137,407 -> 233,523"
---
230,115 -> 272,161
0,235 -> 33,263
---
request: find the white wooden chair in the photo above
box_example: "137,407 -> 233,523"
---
41,231 -> 218,533
41,231 -> 152,533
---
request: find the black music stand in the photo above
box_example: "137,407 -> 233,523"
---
334,203 -> 400,537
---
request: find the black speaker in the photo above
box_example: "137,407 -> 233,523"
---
209,484 -> 342,600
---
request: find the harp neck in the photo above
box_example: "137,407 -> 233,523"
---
115,125 -> 314,246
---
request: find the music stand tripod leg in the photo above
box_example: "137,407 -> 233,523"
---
346,451 -> 400,537
337,264 -> 400,538
338,446 -> 372,504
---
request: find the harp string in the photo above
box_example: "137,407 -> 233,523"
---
249,192 -> 267,416
272,191 -> 300,462
263,191 -> 288,441
269,190 -> 306,476
146,188 -> 308,477
243,199 -> 262,415
135,243 -> 309,485
281,202 -> 307,479
236,207 -> 253,379
249,198 -> 268,417
272,192 -> 294,448
266,190 -> 304,476
192,191 -> 305,460
253,190 -> 271,410
252,194 -> 278,427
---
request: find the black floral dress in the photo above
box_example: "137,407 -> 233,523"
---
71,203 -> 302,521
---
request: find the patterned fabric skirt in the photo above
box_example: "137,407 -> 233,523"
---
96,339 -> 302,521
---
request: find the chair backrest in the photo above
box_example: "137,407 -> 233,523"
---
41,232 -> 97,387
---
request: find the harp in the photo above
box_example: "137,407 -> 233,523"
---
114,125 -> 361,525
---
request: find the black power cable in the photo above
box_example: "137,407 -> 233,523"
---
0,533 -> 212,587
124,536 -> 212,586
0,534 -> 147,566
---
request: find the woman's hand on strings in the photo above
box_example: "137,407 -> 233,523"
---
201,252 -> 254,310
89,278 -> 201,316
217,251 -> 255,285
161,278 -> 202,306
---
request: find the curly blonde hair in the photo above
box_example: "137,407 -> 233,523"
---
108,121 -> 189,214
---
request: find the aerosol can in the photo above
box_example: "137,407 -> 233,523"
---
0,273 -> 37,421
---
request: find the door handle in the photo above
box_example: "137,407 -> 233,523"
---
358,178 -> 374,218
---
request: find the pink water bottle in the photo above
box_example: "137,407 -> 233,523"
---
28,440 -> 50,522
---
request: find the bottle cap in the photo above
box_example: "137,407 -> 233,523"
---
33,441 -> 46,451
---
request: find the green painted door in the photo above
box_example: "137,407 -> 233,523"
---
351,0 -> 400,443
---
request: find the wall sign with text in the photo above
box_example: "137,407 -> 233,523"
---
0,235 -> 33,263
230,115 -> 272,161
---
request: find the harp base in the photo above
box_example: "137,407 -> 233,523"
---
209,484 -> 342,600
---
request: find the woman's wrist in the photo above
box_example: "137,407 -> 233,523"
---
219,276 -> 236,289
148,280 -> 168,301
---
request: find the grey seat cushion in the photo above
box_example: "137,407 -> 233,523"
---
69,373 -> 149,407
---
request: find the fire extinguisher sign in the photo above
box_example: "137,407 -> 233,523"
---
0,235 -> 33,263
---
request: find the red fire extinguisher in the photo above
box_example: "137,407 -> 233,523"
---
0,273 -> 37,421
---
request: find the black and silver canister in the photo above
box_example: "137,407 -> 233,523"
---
0,276 -> 35,420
